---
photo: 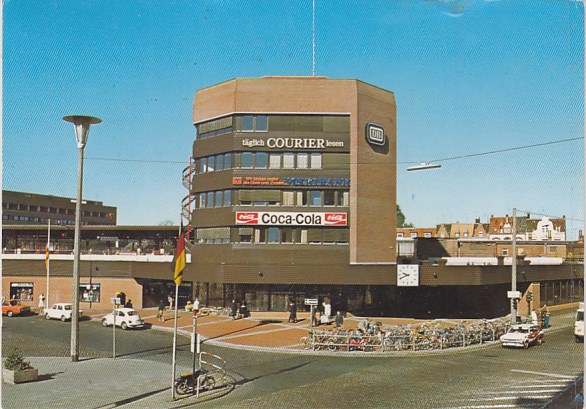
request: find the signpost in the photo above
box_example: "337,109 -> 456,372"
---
304,298 -> 318,333
110,297 -> 120,359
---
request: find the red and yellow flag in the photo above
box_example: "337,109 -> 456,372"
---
45,247 -> 50,270
172,228 -> 186,286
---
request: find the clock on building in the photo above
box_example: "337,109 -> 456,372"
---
397,264 -> 419,287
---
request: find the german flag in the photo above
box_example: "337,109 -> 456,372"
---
45,246 -> 50,270
172,226 -> 186,286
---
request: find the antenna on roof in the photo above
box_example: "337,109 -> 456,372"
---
312,0 -> 316,76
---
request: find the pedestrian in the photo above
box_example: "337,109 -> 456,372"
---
168,295 -> 174,310
531,309 -> 538,326
311,307 -> 318,327
544,304 -> 551,328
38,293 -> 45,308
335,310 -> 344,328
157,299 -> 166,322
240,300 -> 249,318
288,298 -> 297,323
194,297 -> 200,314
230,299 -> 238,319
124,299 -> 133,308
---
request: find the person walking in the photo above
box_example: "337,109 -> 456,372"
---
38,293 -> 45,308
544,304 -> 551,328
335,310 -> 344,328
194,297 -> 200,315
157,299 -> 166,322
288,298 -> 297,323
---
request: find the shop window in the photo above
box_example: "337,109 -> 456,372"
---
256,152 -> 268,168
80,284 -> 100,302
241,152 -> 253,168
309,191 -> 322,206
10,282 -> 33,301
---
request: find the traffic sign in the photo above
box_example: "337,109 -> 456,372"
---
304,298 -> 318,306
507,291 -> 521,299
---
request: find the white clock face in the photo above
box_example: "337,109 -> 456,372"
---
397,265 -> 419,287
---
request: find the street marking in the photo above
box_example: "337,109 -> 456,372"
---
510,369 -> 577,379
478,389 -> 564,394
467,395 -> 554,401
510,384 -> 566,389
434,404 -> 538,409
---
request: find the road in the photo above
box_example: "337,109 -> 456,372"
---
2,311 -> 583,408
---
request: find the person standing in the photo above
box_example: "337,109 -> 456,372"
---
168,295 -> 174,310
544,304 -> 551,328
38,293 -> 45,308
194,297 -> 200,315
157,299 -> 166,322
335,310 -> 344,328
288,299 -> 297,323
230,299 -> 238,319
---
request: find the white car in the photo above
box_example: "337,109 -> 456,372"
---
101,308 -> 144,330
44,303 -> 82,322
499,323 -> 544,349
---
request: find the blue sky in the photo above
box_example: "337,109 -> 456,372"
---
3,0 -> 584,238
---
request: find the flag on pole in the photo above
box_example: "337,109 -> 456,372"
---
172,225 -> 186,286
45,246 -> 50,269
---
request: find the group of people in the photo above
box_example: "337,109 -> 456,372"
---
229,299 -> 249,320
531,304 -> 551,328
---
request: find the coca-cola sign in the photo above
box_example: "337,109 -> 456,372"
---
235,212 -> 347,226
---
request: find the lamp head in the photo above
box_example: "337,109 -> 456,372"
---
63,115 -> 102,149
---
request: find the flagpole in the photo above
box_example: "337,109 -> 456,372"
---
46,219 -> 51,307
171,281 -> 180,400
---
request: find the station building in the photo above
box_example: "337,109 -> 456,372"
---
186,76 -> 397,312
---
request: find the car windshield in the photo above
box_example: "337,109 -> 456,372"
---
512,327 -> 529,334
127,311 -> 137,316
10,300 -> 20,306
64,305 -> 72,310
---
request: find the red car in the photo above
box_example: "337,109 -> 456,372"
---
2,299 -> 31,317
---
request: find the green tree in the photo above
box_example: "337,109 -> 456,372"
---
397,205 -> 414,228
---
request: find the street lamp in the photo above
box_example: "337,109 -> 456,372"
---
63,115 -> 102,362
406,162 -> 442,171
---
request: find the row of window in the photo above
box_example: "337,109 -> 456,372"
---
198,152 -> 324,174
8,282 -> 101,303
3,203 -> 109,219
196,190 -> 350,209
2,215 -> 96,225
196,226 -> 349,245
196,114 -> 350,140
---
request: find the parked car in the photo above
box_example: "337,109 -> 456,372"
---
2,299 -> 30,317
499,323 -> 544,349
44,303 -> 82,322
101,308 -> 144,330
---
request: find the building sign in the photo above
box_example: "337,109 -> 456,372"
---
232,176 -> 350,187
241,137 -> 344,150
236,211 -> 347,226
365,123 -> 386,146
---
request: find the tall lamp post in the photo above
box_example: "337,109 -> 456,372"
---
63,115 -> 102,362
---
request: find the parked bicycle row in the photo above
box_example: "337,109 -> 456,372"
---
300,317 -> 512,352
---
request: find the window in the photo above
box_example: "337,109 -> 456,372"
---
216,154 -> 224,170
283,153 -> 295,169
337,191 -> 349,206
502,249 -> 509,256
255,152 -> 268,168
215,191 -> 223,207
242,115 -> 254,131
297,153 -> 308,169
310,153 -> 322,169
207,192 -> 215,208
255,228 -> 266,243
223,190 -> 231,206
269,153 -> 281,169
410,232 -> 418,238
268,227 -> 279,243
199,157 -> 207,173
80,284 -> 100,302
282,191 -> 295,206
10,282 -> 33,301
424,232 -> 432,238
207,156 -> 215,172
300,229 -> 308,243
324,191 -> 335,206
297,192 -> 307,206
397,232 -> 404,238
309,191 -> 322,206
199,193 -> 207,208
224,153 -> 232,169
241,152 -> 253,168
256,115 -> 268,131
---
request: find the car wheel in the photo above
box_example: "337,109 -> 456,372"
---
121,322 -> 128,330
45,313 -> 51,320
537,338 -> 543,345
61,315 -> 67,322
7,311 -> 13,317
523,341 -> 529,349
102,319 -> 109,327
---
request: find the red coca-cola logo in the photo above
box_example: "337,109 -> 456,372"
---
236,212 -> 259,224
324,213 -> 347,225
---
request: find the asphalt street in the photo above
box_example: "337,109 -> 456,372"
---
2,311 -> 583,409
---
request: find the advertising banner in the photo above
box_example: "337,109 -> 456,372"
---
235,211 -> 347,226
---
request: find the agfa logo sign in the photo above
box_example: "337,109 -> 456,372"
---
366,123 -> 385,146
